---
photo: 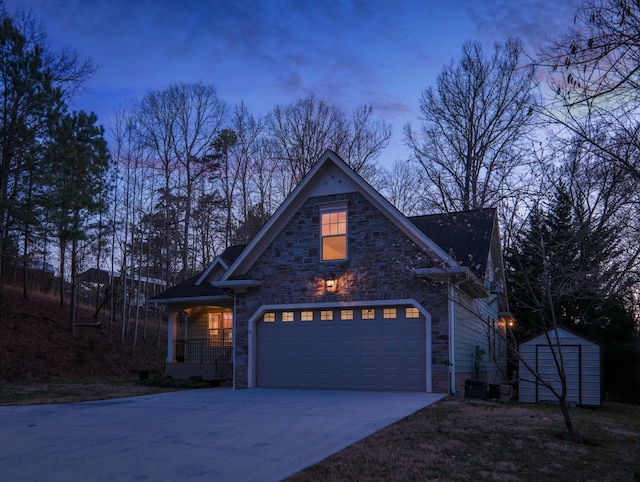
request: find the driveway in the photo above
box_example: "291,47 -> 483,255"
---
0,388 -> 444,481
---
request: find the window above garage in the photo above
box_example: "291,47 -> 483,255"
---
320,202 -> 348,262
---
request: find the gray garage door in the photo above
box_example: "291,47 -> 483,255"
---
256,306 -> 426,391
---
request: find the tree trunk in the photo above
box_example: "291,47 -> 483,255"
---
59,240 -> 66,308
559,398 -> 581,443
69,237 -> 78,334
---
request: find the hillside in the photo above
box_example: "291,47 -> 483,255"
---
0,285 -> 167,382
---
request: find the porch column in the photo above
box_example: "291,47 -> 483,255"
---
448,283 -> 457,395
166,311 -> 178,363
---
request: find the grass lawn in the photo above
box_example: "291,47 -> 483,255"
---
0,378 -> 183,405
287,397 -> 640,482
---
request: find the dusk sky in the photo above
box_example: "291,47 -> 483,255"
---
4,0 -> 579,162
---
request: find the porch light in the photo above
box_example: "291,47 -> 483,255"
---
326,273 -> 336,291
500,314 -> 515,329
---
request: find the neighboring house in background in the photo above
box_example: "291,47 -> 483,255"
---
151,150 -> 510,394
78,268 -> 168,307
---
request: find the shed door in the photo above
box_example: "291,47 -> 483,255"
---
255,306 -> 426,391
536,344 -> 581,404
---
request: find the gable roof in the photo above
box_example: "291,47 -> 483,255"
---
409,208 -> 496,279
194,244 -> 247,285
221,150 -> 459,281
149,245 -> 246,304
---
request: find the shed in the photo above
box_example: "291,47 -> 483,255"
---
518,327 -> 601,406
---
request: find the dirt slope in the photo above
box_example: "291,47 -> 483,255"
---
0,285 -> 166,382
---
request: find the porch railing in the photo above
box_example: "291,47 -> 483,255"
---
174,339 -> 233,379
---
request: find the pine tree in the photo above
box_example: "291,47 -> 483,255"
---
43,111 -> 110,333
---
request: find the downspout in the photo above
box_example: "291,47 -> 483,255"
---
232,291 -> 237,390
448,283 -> 456,395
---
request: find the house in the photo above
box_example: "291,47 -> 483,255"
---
518,327 -> 602,406
78,268 -> 168,307
151,150 -> 509,394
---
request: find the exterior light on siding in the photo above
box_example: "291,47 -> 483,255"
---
500,314 -> 515,328
326,273 -> 336,291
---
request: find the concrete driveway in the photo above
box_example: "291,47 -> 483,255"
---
0,388 -> 444,481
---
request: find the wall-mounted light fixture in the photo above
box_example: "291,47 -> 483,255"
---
500,314 -> 515,329
326,273 -> 336,291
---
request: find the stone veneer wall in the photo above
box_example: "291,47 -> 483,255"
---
233,191 -> 453,392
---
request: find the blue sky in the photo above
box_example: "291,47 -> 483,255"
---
4,0 -> 579,162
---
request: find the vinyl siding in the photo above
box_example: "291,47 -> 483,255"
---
454,290 -> 501,377
518,328 -> 601,406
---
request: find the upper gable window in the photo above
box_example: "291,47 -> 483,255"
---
320,208 -> 347,261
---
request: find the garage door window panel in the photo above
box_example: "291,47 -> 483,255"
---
282,311 -> 294,322
264,312 -> 275,323
341,309 -> 353,320
320,310 -> 333,320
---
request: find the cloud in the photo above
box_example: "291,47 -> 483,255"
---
464,0 -> 579,54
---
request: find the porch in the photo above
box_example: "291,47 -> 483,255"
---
165,305 -> 234,383
166,339 -> 233,381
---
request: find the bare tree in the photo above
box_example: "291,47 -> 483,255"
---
405,39 -> 540,212
229,103 -> 266,244
266,94 -> 391,192
379,160 -> 425,216
539,0 -> 640,182
137,83 -> 227,280
338,104 -> 392,181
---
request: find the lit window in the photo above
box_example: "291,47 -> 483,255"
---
362,309 -> 375,319
208,313 -> 222,347
341,309 -> 353,320
301,311 -> 313,321
406,307 -> 419,318
321,210 -> 347,261
223,311 -> 233,345
383,308 -> 397,319
282,311 -> 294,322
264,312 -> 275,323
320,310 -> 333,320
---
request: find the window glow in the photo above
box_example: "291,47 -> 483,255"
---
383,308 -> 397,319
264,312 -> 275,322
320,310 -> 333,320
301,311 -> 313,321
223,311 -> 233,345
406,307 -> 419,318
341,309 -> 353,320
209,312 -> 232,346
321,210 -> 347,261
208,313 -> 222,347
362,308 -> 375,319
282,311 -> 294,322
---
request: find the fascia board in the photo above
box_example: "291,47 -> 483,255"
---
147,295 -> 231,305
195,256 -> 229,285
222,150 -> 458,280
221,150 -> 336,280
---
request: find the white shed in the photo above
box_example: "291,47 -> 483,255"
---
518,327 -> 601,406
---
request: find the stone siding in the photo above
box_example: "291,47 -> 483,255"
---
233,191 -> 453,393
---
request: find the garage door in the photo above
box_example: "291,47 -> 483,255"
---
255,305 -> 426,391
